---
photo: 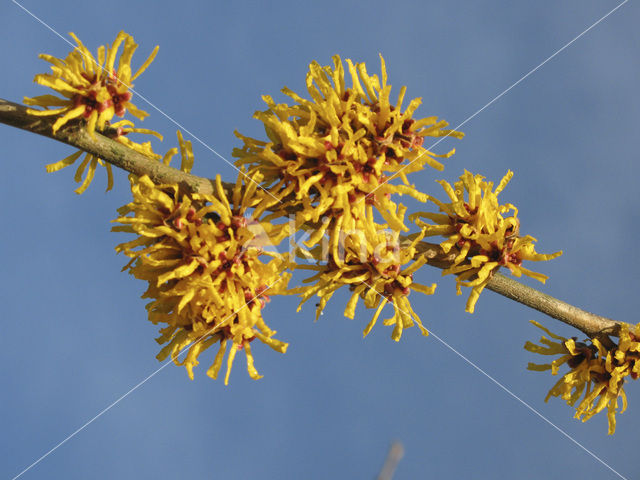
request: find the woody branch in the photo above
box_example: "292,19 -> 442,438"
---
0,96 -> 625,340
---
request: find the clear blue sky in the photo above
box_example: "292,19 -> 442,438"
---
1,1 -> 639,478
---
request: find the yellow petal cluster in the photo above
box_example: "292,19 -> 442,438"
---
25,31 -> 162,193
525,320 -> 640,434
25,31 -> 157,135
292,206 -> 435,341
411,170 -> 562,312
233,54 -> 463,238
113,163 -> 291,384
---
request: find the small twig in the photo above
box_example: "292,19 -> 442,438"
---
409,237 -> 625,338
377,442 -> 404,480
485,272 -> 620,339
0,98 -> 221,196
0,96 -> 631,339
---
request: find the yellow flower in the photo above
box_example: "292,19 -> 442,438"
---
411,170 -> 562,312
47,120 -> 162,194
525,320 -> 640,434
292,205 -> 435,341
113,163 -> 291,384
233,54 -> 463,235
24,31 -> 158,136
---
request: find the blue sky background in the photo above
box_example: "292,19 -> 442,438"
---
1,1 -> 639,478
